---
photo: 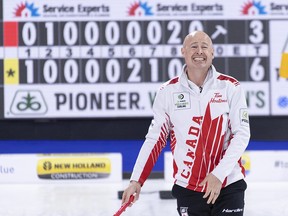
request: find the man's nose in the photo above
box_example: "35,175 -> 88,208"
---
196,46 -> 203,54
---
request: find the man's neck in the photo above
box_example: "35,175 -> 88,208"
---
186,67 -> 209,87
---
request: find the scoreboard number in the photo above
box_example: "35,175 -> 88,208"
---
64,59 -> 79,83
45,22 -> 54,45
249,20 -> 264,44
250,58 -> 265,81
43,60 -> 58,84
85,59 -> 100,83
189,21 -> 204,32
126,21 -> 141,45
127,59 -> 141,82
22,22 -> 37,46
105,21 -> 120,45
147,21 -> 162,44
63,22 -> 78,46
167,21 -> 181,44
85,22 -> 99,45
149,59 -> 159,82
25,60 -> 34,83
168,59 -> 182,79
105,59 -> 121,83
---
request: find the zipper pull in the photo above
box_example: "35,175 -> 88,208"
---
199,86 -> 203,93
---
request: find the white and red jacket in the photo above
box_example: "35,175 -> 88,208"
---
131,65 -> 250,192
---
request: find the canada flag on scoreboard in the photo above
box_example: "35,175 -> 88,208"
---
3,22 -> 18,46
4,59 -> 19,85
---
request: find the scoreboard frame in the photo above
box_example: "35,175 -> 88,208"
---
1,0 -> 288,118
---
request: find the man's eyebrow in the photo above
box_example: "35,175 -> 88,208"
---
189,42 -> 209,46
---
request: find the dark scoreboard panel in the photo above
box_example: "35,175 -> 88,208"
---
13,19 -> 268,85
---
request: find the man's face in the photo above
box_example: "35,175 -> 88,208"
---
181,32 -> 214,71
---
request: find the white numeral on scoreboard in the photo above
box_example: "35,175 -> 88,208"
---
105,22 -> 120,45
25,60 -> 34,83
250,57 -> 264,81
106,59 -> 120,82
64,59 -> 78,83
43,60 -> 58,83
126,21 -> 141,45
85,59 -> 100,83
167,21 -> 181,44
189,21 -> 204,33
127,59 -> 141,82
168,59 -> 182,79
85,22 -> 99,45
249,20 -> 264,44
63,22 -> 78,45
147,21 -> 161,44
149,59 -> 158,82
45,22 -> 54,45
22,22 -> 37,45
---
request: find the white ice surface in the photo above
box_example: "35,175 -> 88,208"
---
0,180 -> 287,216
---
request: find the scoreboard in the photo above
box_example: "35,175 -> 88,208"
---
1,0 -> 288,119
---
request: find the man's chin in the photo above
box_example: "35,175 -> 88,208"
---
190,63 -> 210,71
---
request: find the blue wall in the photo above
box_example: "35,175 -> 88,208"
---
0,140 -> 288,172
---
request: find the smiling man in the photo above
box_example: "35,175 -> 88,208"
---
122,31 -> 250,216
181,31 -> 214,88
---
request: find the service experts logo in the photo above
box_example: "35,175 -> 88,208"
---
128,1 -> 153,16
241,0 -> 267,15
14,2 -> 40,17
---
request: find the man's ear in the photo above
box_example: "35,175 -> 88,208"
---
181,47 -> 185,57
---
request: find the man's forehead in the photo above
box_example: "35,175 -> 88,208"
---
184,32 -> 212,45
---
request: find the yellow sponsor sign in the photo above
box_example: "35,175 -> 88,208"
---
280,53 -> 288,78
4,59 -> 19,85
280,36 -> 288,78
37,157 -> 111,179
